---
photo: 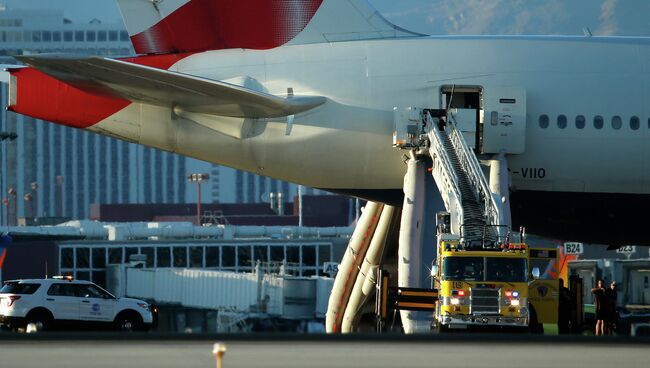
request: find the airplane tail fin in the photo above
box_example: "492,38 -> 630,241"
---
116,0 -> 424,55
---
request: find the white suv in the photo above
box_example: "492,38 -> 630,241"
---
0,278 -> 155,332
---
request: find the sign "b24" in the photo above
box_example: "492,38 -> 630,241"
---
563,242 -> 583,255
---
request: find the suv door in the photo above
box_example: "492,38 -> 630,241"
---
75,284 -> 115,322
46,283 -> 80,320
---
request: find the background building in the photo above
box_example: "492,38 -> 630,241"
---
0,7 -> 322,224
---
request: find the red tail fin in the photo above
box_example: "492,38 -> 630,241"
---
118,0 -> 323,54
117,0 -> 423,55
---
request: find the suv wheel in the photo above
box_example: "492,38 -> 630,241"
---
25,310 -> 53,332
114,312 -> 143,332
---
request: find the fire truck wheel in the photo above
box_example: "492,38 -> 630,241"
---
431,321 -> 447,334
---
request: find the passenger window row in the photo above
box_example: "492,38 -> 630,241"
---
538,114 -> 645,131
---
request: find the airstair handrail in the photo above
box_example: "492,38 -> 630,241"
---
446,115 -> 502,233
425,112 -> 464,236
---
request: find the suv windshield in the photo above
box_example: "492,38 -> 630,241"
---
0,282 -> 41,294
76,284 -> 115,299
442,257 -> 528,282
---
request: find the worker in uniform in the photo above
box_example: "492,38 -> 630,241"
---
605,281 -> 618,335
591,279 -> 606,336
558,278 -> 573,334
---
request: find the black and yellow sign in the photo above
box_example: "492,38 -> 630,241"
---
394,287 -> 438,311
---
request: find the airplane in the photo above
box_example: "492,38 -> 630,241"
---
4,0 -> 650,246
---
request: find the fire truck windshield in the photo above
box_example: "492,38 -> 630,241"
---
486,258 -> 528,283
442,257 -> 484,281
442,257 -> 528,283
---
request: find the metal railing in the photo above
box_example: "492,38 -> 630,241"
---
425,112 -> 464,236
446,115 -> 503,238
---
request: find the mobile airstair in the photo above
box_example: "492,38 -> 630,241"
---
394,108 -> 509,244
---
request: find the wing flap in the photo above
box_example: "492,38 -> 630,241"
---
16,55 -> 325,118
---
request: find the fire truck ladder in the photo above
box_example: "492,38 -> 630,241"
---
425,111 -> 505,243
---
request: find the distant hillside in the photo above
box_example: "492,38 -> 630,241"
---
374,0 -> 650,36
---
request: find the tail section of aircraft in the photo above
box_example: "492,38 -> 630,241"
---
116,0 -> 424,55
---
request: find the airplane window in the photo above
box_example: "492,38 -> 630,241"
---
539,114 -> 549,129
557,115 -> 567,129
575,115 -> 586,129
612,116 -> 622,130
594,115 -> 604,129
630,116 -> 640,130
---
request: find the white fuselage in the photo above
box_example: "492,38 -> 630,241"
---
91,35 -> 650,195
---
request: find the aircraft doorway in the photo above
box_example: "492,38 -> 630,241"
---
441,86 -> 483,152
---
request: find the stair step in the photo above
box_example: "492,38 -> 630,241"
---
433,128 -> 499,242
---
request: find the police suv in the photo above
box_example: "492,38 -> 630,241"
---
0,277 -> 154,331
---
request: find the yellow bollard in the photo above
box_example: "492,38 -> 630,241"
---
212,342 -> 227,368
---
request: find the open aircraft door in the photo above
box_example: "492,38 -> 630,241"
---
482,87 -> 526,154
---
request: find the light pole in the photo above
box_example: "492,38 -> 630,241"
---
187,173 -> 209,225
30,182 -> 38,218
56,176 -> 64,217
298,185 -> 303,227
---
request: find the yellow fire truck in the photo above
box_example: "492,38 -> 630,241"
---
374,214 -> 582,334
431,214 -> 564,333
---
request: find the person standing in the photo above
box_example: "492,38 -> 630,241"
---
605,281 -> 618,335
591,279 -> 606,336
558,278 -> 573,334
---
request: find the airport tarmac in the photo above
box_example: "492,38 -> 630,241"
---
0,334 -> 649,368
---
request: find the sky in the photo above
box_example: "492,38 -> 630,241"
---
1,0 -> 649,36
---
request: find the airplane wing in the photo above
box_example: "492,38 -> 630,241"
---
15,55 -> 326,119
